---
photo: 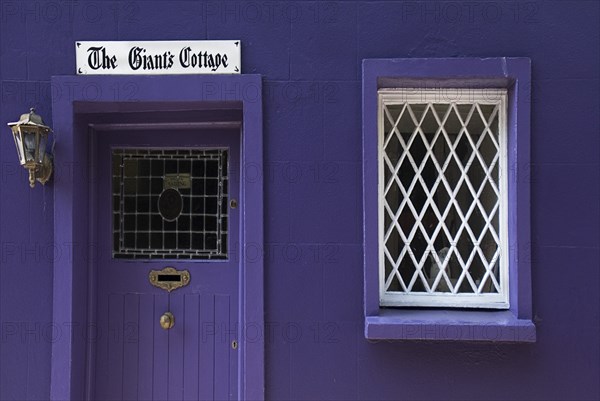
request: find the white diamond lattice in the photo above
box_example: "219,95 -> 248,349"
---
381,95 -> 506,303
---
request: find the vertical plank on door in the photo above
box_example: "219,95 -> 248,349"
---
168,294 -> 185,400
153,293 -> 169,401
122,293 -> 140,400
137,293 -> 155,401
183,293 -> 200,401
93,299 -> 109,400
214,294 -> 231,401
107,293 -> 124,400
198,293 -> 215,400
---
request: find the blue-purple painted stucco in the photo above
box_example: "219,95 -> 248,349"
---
1,1 -> 599,400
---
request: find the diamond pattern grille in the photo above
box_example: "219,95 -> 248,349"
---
380,91 -> 507,306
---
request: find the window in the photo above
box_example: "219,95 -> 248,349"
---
362,58 -> 535,342
112,148 -> 229,260
379,89 -> 508,308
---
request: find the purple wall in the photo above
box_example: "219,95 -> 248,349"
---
0,1 -> 598,400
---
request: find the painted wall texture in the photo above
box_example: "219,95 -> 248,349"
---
0,1 -> 598,400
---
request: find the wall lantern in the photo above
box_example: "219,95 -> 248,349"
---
7,108 -> 53,188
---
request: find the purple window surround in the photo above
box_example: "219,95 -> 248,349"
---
50,75 -> 264,400
362,58 -> 536,342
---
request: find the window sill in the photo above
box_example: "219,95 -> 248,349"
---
365,309 -> 536,343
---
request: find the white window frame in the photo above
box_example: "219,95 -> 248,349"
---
378,88 -> 509,309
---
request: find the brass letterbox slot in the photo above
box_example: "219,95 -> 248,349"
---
149,267 -> 190,292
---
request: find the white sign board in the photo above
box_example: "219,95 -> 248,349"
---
76,41 -> 241,75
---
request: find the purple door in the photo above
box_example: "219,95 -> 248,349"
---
91,127 -> 240,401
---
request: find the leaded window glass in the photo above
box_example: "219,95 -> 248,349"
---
112,148 -> 228,260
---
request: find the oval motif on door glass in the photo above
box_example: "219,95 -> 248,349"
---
158,188 -> 183,221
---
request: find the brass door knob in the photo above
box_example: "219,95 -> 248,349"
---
160,312 -> 175,330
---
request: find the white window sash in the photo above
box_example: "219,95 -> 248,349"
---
378,88 -> 510,309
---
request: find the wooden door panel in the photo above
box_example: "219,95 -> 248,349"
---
137,294 -> 159,401
122,293 -> 141,401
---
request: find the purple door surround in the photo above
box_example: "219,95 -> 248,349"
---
362,58 -> 536,341
51,75 -> 264,401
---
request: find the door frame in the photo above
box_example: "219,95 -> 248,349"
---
50,75 -> 264,401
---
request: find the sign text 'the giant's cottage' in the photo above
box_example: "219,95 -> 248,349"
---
76,41 -> 241,75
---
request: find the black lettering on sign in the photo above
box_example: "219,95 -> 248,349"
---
179,47 -> 229,72
128,47 -> 175,71
87,47 -> 118,70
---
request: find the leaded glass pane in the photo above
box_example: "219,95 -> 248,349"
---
112,148 -> 228,260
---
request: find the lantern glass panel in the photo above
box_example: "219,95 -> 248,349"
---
22,131 -> 37,163
12,129 -> 25,164
38,132 -> 47,163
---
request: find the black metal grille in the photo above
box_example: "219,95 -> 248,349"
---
112,148 -> 228,259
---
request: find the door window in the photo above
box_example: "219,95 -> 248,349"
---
112,148 -> 229,260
